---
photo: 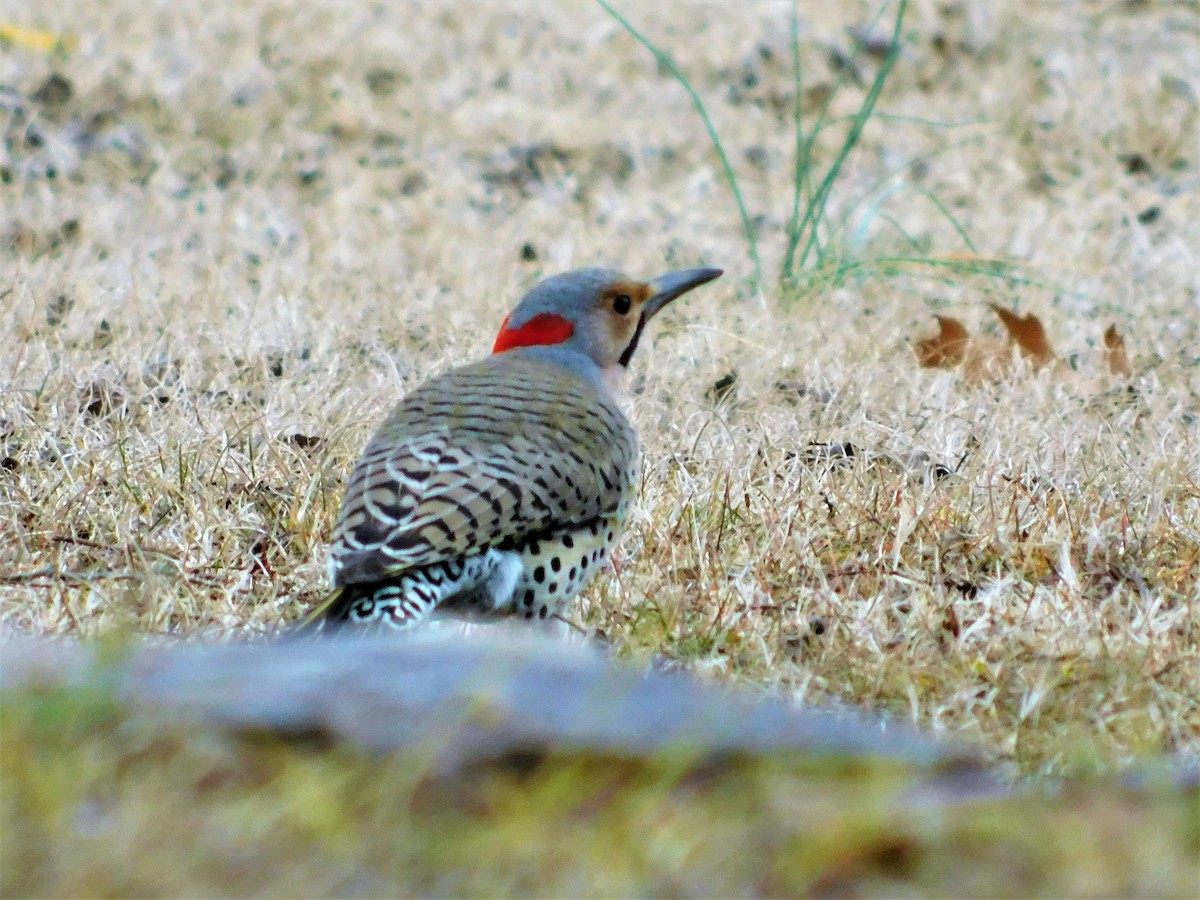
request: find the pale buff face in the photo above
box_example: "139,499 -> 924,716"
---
582,278 -> 655,371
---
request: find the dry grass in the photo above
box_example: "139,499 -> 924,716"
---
2,0 -> 1198,794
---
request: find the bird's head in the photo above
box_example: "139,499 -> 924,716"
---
492,266 -> 723,375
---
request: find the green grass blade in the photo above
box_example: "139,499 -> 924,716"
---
791,0 -> 908,277
595,0 -> 763,290
820,126 -> 1002,257
783,1 -> 809,282
782,0 -> 901,282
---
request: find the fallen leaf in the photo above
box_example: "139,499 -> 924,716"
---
1103,324 -> 1132,377
988,303 -> 1054,366
914,315 -> 971,367
914,316 -> 1010,382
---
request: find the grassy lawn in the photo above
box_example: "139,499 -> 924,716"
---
2,0 -> 1198,894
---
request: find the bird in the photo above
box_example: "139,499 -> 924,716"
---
295,265 -> 723,634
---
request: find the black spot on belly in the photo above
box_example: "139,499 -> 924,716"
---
550,557 -> 561,573
538,605 -> 548,620
562,534 -> 575,549
568,566 -> 577,581
580,556 -> 589,569
523,589 -> 535,608
534,565 -> 545,584
548,582 -> 558,593
527,540 -> 540,556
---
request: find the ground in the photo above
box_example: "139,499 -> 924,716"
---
1,0 -> 1198,894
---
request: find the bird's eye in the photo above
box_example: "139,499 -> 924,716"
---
613,294 -> 632,315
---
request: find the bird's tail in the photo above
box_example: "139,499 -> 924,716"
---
284,586 -> 354,638
284,570 -> 456,638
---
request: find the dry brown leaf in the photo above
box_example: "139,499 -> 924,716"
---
914,315 -> 971,368
988,303 -> 1055,366
914,316 -> 1010,382
1104,324 -> 1132,377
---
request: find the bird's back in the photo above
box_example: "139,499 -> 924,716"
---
328,348 -> 638,588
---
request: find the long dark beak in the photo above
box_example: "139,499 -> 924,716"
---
643,267 -> 724,320
617,267 -> 724,368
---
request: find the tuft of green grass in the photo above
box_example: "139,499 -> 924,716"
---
595,0 -> 1115,312
780,0 -> 908,283
601,0 -> 960,296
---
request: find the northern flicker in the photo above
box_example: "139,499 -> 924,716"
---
298,265 -> 723,633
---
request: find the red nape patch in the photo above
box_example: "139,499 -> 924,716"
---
492,313 -> 575,353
